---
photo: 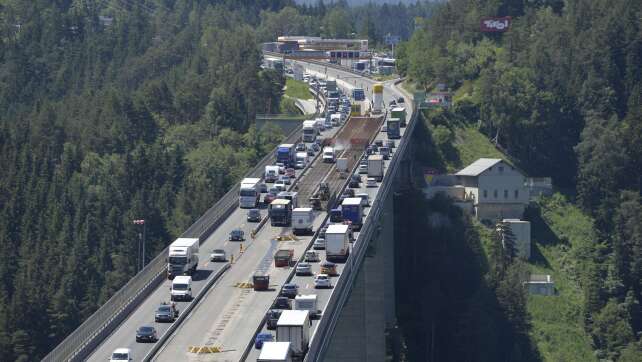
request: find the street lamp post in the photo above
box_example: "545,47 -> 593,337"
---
133,219 -> 146,271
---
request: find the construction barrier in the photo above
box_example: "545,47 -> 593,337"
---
188,346 -> 221,354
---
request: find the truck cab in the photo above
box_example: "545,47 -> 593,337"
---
265,165 -> 280,183
269,199 -> 293,226
322,147 -> 335,163
167,238 -> 199,279
170,276 -> 192,301
239,177 -> 261,208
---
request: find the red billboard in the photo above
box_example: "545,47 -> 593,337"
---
480,17 -> 511,32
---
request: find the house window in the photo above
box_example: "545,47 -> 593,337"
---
493,190 -> 498,198
504,190 -> 508,198
483,190 -> 488,198
499,166 -> 504,172
515,189 -> 519,199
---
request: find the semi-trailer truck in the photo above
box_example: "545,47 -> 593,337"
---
269,199 -> 292,226
341,198 -> 363,230
276,310 -> 310,357
391,106 -> 407,127
325,224 -> 350,262
167,238 -> 199,279
276,144 -> 296,167
302,120 -> 317,142
239,177 -> 261,208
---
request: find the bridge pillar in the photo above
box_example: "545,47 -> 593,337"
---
324,188 -> 395,361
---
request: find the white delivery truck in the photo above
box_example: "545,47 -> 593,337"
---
322,147 -> 335,163
265,165 -> 280,183
330,113 -> 342,126
336,158 -> 348,172
325,224 -> 350,262
276,310 -> 310,357
170,275 -> 192,301
239,177 -> 261,208
167,238 -> 199,279
258,342 -> 292,362
292,208 -> 314,235
295,295 -> 319,318
302,120 -> 317,142
367,154 -> 384,181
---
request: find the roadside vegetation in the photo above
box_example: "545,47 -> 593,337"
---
397,0 -> 641,360
285,78 -> 313,100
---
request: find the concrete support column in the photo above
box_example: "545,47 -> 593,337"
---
324,190 -> 395,361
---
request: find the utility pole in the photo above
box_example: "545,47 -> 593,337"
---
133,219 -> 146,271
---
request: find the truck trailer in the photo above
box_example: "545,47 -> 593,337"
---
341,198 -> 363,230
302,120 -> 317,142
276,144 -> 296,167
387,118 -> 401,139
367,154 -> 384,181
292,207 -> 314,235
167,238 -> 199,279
276,310 -> 310,357
269,199 -> 292,226
325,224 -> 350,262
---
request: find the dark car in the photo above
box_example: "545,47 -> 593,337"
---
386,140 -> 396,149
397,96 -> 405,103
266,309 -> 282,330
135,326 -> 158,343
255,332 -> 274,349
343,188 -> 355,198
280,283 -> 299,299
296,143 -> 307,152
374,139 -> 384,147
312,142 -> 320,152
229,228 -> 245,241
273,296 -> 292,310
247,209 -> 261,222
154,303 -> 178,323
318,225 -> 328,239
349,174 -> 360,188
307,147 -> 315,156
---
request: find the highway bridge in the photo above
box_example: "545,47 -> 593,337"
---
45,55 -> 416,362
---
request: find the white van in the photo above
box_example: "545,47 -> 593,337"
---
170,275 -> 193,301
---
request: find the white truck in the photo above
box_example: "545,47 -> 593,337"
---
336,158 -> 348,172
322,147 -> 335,163
295,294 -> 319,318
167,238 -> 199,279
295,152 -> 308,169
292,207 -> 314,235
367,154 -> 384,181
330,113 -> 342,126
302,120 -> 317,142
239,177 -> 261,208
325,224 -> 350,262
276,310 -> 310,357
265,165 -> 280,183
258,342 -> 292,362
170,275 -> 192,301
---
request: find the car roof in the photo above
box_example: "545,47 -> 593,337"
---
113,348 -> 131,354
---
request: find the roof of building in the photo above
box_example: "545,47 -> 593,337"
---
455,158 -> 503,176
258,342 -> 290,360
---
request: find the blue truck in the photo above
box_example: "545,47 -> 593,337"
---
276,144 -> 296,167
387,118 -> 401,139
341,198 -> 363,230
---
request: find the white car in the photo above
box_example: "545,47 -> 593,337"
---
305,250 -> 320,262
296,262 -> 313,276
358,164 -> 368,174
313,237 -> 326,250
210,249 -> 226,262
366,177 -> 377,187
274,180 -> 287,191
110,348 -> 132,362
314,274 -> 332,289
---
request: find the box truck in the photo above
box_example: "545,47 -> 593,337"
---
302,120 -> 317,142
167,238 -> 199,279
276,310 -> 310,357
292,208 -> 314,235
258,342 -> 292,362
367,155 -> 384,181
391,106 -> 407,127
276,144 -> 296,167
325,224 -> 350,262
239,177 -> 261,208
294,295 -> 319,318
387,118 -> 401,139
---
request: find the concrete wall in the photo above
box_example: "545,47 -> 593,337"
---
324,186 -> 395,361
476,203 -> 526,221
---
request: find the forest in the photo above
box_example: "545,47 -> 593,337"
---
397,0 -> 641,360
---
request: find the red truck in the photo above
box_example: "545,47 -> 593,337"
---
274,249 -> 294,267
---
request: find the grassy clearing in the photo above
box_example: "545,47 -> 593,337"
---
435,116 -> 596,361
285,78 -> 312,100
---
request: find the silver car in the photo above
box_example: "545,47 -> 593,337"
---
296,262 -> 313,276
210,249 -> 226,262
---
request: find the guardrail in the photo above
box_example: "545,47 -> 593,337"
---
305,79 -> 416,361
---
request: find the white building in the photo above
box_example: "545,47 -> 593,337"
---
525,274 -> 555,296
455,158 -> 529,221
